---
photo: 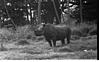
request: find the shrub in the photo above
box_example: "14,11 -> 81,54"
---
72,29 -> 82,37
88,27 -> 97,35
14,25 -> 35,40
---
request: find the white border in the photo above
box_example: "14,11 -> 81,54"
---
0,60 -> 98,62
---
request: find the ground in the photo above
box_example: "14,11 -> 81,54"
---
0,24 -> 97,60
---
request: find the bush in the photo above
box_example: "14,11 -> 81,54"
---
26,35 -> 32,39
80,27 -> 90,37
14,25 -> 35,40
88,27 -> 97,35
71,35 -> 80,40
71,23 -> 97,37
72,29 -> 82,37
0,28 -> 15,41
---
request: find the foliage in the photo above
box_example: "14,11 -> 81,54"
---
0,0 -> 97,28
69,0 -> 97,22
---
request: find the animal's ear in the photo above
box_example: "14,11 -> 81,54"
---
41,23 -> 46,27
43,24 -> 46,27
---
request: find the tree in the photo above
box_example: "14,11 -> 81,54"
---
83,0 -> 97,21
40,0 -> 61,24
67,0 -> 97,23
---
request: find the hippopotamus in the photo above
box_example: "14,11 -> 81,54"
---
34,23 -> 71,47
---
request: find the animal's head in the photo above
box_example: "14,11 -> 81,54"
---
34,23 -> 46,36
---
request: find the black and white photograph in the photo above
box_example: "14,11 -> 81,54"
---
0,0 -> 97,60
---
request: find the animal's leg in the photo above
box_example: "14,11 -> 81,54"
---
67,36 -> 70,44
46,39 -> 52,47
61,39 -> 65,46
66,30 -> 71,44
52,40 -> 56,47
48,41 -> 52,47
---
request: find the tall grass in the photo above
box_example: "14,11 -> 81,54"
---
0,25 -> 36,43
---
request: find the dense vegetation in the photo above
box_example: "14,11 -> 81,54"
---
0,0 -> 97,28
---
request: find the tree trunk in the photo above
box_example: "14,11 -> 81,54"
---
67,0 -> 70,13
52,0 -> 60,24
80,0 -> 83,22
25,0 -> 29,23
29,3 -> 33,24
0,20 -> 1,28
38,0 -> 42,24
3,0 -> 17,29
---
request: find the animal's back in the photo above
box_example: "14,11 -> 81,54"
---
43,24 -> 71,40
43,24 -> 57,39
55,25 -> 71,40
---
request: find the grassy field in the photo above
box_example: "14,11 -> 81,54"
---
0,23 -> 97,60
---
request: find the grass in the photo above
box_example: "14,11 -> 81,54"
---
80,51 -> 97,59
75,50 -> 97,59
15,39 -> 30,45
0,23 -> 97,60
